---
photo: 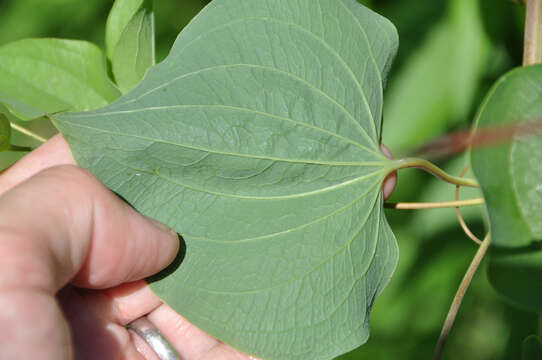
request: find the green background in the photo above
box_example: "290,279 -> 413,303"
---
0,0 -> 535,359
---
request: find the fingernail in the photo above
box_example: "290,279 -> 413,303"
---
147,216 -> 174,233
147,217 -> 179,244
145,217 -> 181,268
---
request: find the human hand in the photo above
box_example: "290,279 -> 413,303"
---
0,135 -> 257,360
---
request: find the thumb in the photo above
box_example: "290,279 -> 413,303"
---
0,164 -> 179,292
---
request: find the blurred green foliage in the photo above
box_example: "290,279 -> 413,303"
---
0,0 -> 537,359
522,335 -> 542,360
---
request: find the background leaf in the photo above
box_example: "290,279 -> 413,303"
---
382,0 -> 490,153
472,65 -> 542,312
0,113 -> 10,152
0,104 -> 56,170
53,0 -> 400,358
0,38 -> 120,120
522,335 -> 542,360
105,0 -> 146,60
471,65 -> 542,248
488,246 -> 542,312
0,0 -> 112,48
109,0 -> 155,93
380,0 -> 491,204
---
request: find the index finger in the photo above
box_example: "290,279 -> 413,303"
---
0,134 -> 170,329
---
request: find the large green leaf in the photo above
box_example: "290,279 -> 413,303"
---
471,65 -> 542,311
52,0 -> 399,358
108,0 -> 155,93
0,38 -> 120,120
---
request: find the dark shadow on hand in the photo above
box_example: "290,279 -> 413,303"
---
146,233 -> 186,284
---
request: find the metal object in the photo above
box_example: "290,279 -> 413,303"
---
128,317 -> 181,360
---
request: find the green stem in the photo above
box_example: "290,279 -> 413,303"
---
10,123 -> 47,143
433,234 -> 491,360
392,158 -> 479,188
385,198 -> 484,210
524,0 -> 542,66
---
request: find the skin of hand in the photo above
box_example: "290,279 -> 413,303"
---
0,134 -> 257,360
0,135 -> 396,360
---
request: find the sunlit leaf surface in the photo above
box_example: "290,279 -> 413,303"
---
0,39 -> 120,120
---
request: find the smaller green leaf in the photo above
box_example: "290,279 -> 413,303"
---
522,335 -> 542,360
0,114 -> 11,152
0,38 -> 121,120
112,1 -> 155,93
471,65 -> 542,311
0,95 -> 44,121
0,151 -> 27,172
471,65 -> 542,248
105,0 -> 146,60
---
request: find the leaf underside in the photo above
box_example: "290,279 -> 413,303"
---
53,0 -> 399,358
471,65 -> 542,312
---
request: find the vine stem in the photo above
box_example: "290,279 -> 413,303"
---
433,234 -> 491,360
455,165 -> 483,245
10,123 -> 47,143
524,0 -> 542,66
392,158 -> 479,188
385,198 -> 484,210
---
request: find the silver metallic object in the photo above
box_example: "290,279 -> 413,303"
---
128,317 -> 181,360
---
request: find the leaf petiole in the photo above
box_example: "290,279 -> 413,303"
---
10,122 -> 47,143
384,198 -> 484,210
455,164 -> 483,245
392,158 -> 479,188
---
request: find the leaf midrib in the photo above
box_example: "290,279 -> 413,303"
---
99,150 -> 386,200
54,117 -> 389,166
69,103 -> 381,156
